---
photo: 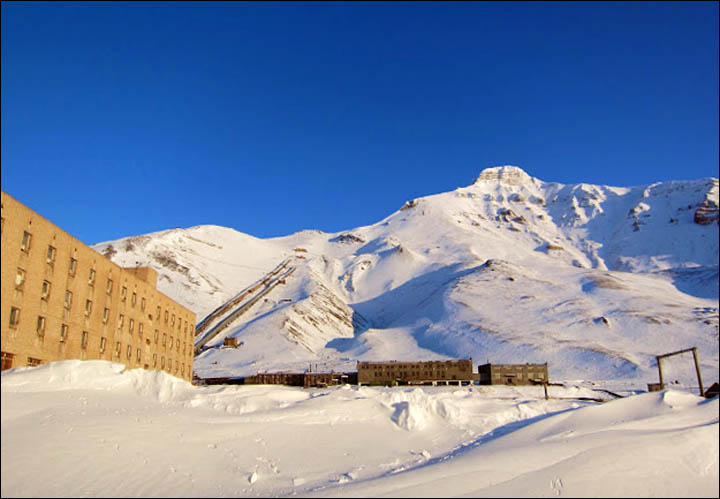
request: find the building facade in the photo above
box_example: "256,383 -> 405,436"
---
477,363 -> 549,385
357,359 -> 474,386
1,191 -> 196,381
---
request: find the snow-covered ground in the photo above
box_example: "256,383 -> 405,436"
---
7,167 -> 714,497
1,361 -> 718,497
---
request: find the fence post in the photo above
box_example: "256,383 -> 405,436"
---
692,347 -> 705,397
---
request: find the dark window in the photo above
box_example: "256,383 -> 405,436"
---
68,258 -> 77,276
21,231 -> 32,252
9,307 -> 21,327
46,245 -> 56,264
1,352 -> 15,370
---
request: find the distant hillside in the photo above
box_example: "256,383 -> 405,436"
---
94,166 -> 719,384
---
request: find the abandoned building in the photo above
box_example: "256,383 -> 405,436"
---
356,359 -> 474,386
217,371 -> 357,388
477,363 -> 549,385
1,191 -> 196,381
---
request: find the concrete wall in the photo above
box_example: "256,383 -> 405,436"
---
1,191 -> 196,381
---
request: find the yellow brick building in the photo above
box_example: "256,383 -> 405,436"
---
1,191 -> 196,381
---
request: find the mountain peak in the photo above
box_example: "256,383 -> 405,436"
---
474,165 -> 533,185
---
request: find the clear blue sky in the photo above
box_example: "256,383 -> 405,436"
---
2,1 -> 718,245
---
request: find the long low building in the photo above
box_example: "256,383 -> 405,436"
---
1,191 -> 196,381
357,359 -> 474,386
199,371 -> 358,388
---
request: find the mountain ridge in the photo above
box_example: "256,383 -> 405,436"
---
93,167 -> 719,384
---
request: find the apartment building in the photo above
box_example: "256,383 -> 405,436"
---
356,359 -> 474,386
477,363 -> 549,385
1,191 -> 196,381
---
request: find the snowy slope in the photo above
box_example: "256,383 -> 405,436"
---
93,166 -> 719,385
1,362 -> 717,498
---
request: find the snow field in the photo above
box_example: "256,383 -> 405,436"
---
2,361 -> 717,497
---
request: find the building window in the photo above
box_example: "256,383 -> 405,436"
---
121,286 -> 127,302
27,357 -> 42,367
106,278 -> 113,294
60,324 -> 68,342
136,348 -> 141,362
115,342 -> 121,356
169,337 -> 174,349
141,297 -> 146,311
81,331 -> 88,349
129,318 -> 135,334
126,345 -> 132,359
1,352 -> 15,371
46,245 -> 56,264
85,300 -> 93,317
100,337 -> 107,353
154,330 -> 159,344
156,306 -> 161,320
41,280 -> 51,300
171,314 -> 175,326
138,323 -> 144,338
176,341 -> 180,353
69,258 -> 77,276
161,356 -> 165,368
15,268 -> 26,289
9,307 -> 21,327
162,333 -> 166,346
103,307 -> 110,324
152,353 -> 157,367
88,269 -> 96,285
36,316 -> 46,336
118,314 -> 124,330
21,231 -> 32,252
164,310 -> 169,323
131,292 -> 137,307
64,290 -> 73,309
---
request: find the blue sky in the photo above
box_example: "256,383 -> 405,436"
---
2,1 -> 718,245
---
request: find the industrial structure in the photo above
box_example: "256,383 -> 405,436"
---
477,363 -> 549,385
195,360 -> 557,389
1,191 -> 196,381
199,371 -> 357,388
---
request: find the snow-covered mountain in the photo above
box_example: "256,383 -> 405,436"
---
93,166 -> 719,384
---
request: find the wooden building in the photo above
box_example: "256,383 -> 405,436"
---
356,359 -> 474,386
477,363 -> 548,385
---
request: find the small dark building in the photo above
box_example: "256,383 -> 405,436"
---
704,382 -> 719,399
357,359 -> 474,386
223,337 -> 240,348
478,363 -> 549,385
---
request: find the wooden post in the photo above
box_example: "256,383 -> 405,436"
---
656,355 -> 664,387
692,347 -> 705,397
543,382 -> 549,400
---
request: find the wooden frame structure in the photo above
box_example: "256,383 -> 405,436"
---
653,346 -> 704,397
